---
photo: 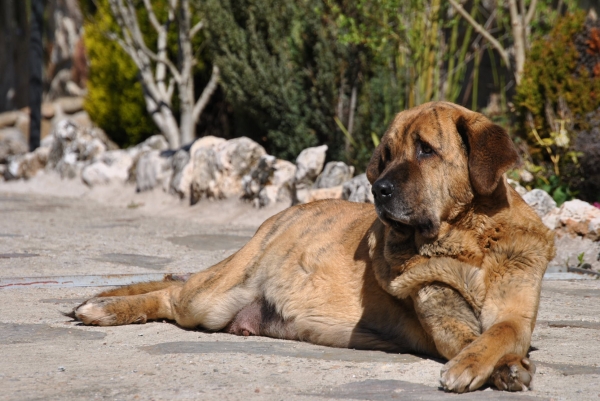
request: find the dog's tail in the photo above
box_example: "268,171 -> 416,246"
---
389,258 -> 485,313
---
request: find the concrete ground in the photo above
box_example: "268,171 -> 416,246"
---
1,181 -> 600,401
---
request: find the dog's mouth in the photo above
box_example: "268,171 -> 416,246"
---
377,208 -> 440,239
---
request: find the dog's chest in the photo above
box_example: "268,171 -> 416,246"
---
418,224 -> 505,266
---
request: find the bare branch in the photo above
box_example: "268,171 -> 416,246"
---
525,0 -> 538,26
190,20 -> 204,38
138,46 -> 182,83
448,0 -> 511,69
166,78 -> 175,100
141,0 -> 163,34
192,65 -> 220,123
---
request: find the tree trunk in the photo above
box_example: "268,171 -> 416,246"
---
0,0 -> 30,112
508,0 -> 526,85
29,0 -> 44,151
179,102 -> 195,146
143,90 -> 180,148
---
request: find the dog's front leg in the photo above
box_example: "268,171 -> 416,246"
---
412,283 -> 480,360
439,319 -> 535,393
439,273 -> 541,393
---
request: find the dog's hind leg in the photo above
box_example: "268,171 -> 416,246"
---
72,284 -> 182,326
94,279 -> 185,297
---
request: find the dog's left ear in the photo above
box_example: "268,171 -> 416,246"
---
456,114 -> 519,196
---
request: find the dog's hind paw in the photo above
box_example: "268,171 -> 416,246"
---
488,354 -> 535,391
70,297 -> 146,326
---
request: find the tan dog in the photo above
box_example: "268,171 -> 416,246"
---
69,101 -> 555,393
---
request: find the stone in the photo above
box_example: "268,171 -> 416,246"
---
0,111 -> 20,128
14,112 -> 30,142
507,178 -> 528,196
190,137 -> 265,204
306,186 -> 344,203
69,111 -> 92,129
242,156 -> 296,207
242,155 -> 277,200
0,127 -> 28,163
169,149 -> 192,199
551,199 -> 600,240
294,145 -> 328,186
265,159 -> 296,204
168,137 -> 228,200
314,161 -> 354,189
135,150 -> 173,192
3,147 -> 50,180
342,173 -> 374,204
190,146 -> 220,203
54,96 -> 84,114
523,189 -> 557,218
41,102 -> 55,119
47,119 -> 116,179
542,210 -> 561,231
520,170 -> 534,183
81,150 -> 133,186
551,234 -> 600,272
136,134 -> 170,152
292,145 -> 328,204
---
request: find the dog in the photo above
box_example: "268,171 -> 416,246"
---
69,101 -> 555,393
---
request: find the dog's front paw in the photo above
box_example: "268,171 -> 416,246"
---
439,353 -> 493,393
70,297 -> 147,326
488,354 -> 535,391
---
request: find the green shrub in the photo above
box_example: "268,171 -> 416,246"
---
515,11 -> 600,203
83,1 -> 157,148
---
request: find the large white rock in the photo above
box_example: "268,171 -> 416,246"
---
135,150 -> 173,192
81,150 -> 133,186
3,147 -> 50,180
242,155 -> 297,207
293,145 -> 327,204
341,173 -> 374,203
190,137 -> 265,204
294,145 -> 328,185
47,119 -> 115,179
169,149 -> 191,199
507,178 -> 528,196
522,189 -> 557,218
315,161 -> 354,189
169,136 -> 228,200
0,127 -> 28,163
550,199 -> 600,240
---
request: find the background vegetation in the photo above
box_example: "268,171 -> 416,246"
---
78,0 -> 599,202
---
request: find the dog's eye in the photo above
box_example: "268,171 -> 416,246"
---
419,142 -> 435,157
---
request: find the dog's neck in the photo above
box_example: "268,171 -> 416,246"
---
384,179 -> 515,270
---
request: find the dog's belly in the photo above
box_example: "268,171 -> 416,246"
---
225,297 -> 298,340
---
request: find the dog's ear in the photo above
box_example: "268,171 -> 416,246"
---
366,143 -> 384,184
456,114 -> 519,196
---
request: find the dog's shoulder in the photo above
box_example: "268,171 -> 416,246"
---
473,183 -> 556,277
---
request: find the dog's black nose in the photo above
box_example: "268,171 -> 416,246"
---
372,180 -> 394,199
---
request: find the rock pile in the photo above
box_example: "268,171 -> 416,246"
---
0,117 -> 373,209
520,188 -> 600,271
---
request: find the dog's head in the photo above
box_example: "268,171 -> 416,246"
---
367,101 -> 518,239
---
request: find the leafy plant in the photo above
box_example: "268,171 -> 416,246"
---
515,11 -> 600,203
